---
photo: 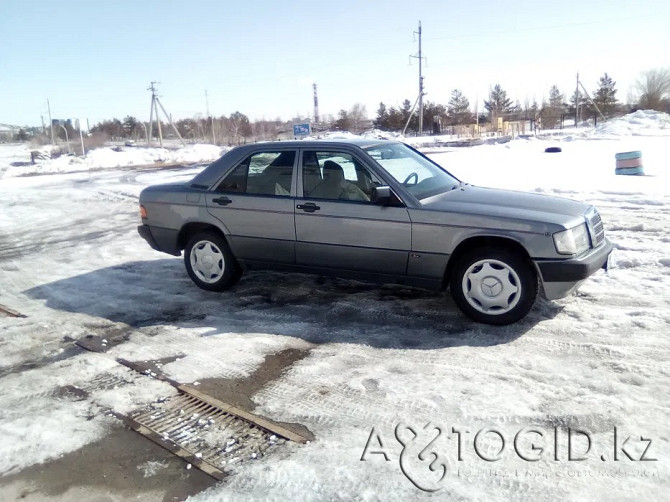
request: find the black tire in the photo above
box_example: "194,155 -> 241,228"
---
544,146 -> 562,153
449,247 -> 537,325
184,231 -> 242,291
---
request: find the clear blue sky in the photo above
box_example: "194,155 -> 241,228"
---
1,0 -> 669,127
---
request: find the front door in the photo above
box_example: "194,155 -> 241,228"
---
295,149 -> 411,275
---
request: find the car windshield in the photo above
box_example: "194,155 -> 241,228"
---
363,143 -> 460,200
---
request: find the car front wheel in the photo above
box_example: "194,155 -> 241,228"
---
184,232 -> 241,291
450,247 -> 537,325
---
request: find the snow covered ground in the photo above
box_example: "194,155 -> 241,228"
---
0,143 -> 225,178
1,112 -> 669,500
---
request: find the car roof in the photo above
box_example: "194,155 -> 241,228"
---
236,138 -> 400,150
190,138 -> 403,188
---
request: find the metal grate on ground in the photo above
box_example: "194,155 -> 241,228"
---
119,392 -> 287,480
71,343 -> 311,481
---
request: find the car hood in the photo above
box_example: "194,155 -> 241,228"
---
420,185 -> 590,227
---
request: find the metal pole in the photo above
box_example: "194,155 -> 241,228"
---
205,89 -> 216,145
79,127 -> 85,157
578,80 -> 605,121
148,90 -> 155,146
137,122 -> 148,142
77,119 -> 86,157
575,73 -> 580,127
58,125 -> 70,153
156,104 -> 163,148
418,22 -> 424,136
47,99 -> 55,146
402,93 -> 421,136
156,97 -> 186,146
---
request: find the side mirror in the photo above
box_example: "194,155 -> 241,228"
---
371,186 -> 391,205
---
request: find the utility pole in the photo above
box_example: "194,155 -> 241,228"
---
576,76 -> 605,122
313,83 -> 320,124
575,73 -> 580,127
147,82 -> 186,148
408,21 -> 426,135
148,83 -> 156,146
47,99 -> 55,146
205,89 -> 216,145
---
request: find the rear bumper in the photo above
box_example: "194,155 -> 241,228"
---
137,224 -> 181,256
535,238 -> 613,300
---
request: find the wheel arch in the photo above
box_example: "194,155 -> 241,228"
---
443,235 -> 535,289
177,222 -> 228,251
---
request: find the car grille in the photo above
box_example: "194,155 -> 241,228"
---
586,208 -> 605,247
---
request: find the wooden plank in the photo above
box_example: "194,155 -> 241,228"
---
178,384 -> 311,445
115,357 -> 312,444
111,411 -> 226,481
0,304 -> 25,318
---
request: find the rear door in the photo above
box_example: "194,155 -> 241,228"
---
294,149 -> 412,275
206,148 -> 297,264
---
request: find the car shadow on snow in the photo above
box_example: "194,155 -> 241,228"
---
24,259 -> 563,350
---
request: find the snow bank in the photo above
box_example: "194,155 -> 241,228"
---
593,110 -> 670,138
1,143 -> 225,178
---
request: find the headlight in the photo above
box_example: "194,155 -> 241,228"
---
553,223 -> 590,255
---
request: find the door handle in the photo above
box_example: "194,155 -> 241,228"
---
212,196 -> 232,206
297,202 -> 320,213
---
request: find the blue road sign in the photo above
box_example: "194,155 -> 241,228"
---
293,123 -> 311,136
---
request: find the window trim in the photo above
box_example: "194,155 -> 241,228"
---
297,147 -> 407,207
212,149 -> 298,197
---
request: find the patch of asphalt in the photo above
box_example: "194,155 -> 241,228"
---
0,424 -> 216,501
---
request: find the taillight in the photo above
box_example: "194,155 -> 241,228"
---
140,205 -> 147,219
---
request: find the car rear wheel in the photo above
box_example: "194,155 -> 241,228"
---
184,232 -> 241,291
449,247 -> 537,325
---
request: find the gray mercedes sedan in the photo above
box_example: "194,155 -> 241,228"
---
138,139 -> 612,325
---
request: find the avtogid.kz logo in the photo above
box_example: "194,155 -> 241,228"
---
360,422 -> 658,492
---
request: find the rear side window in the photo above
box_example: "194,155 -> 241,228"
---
216,151 -> 296,196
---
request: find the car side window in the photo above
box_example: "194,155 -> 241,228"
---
302,151 -> 382,202
216,151 -> 295,196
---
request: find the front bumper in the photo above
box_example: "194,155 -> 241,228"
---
137,224 -> 181,256
535,238 -> 613,300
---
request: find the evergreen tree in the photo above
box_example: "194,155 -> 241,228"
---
447,89 -> 472,125
374,102 -> 389,129
122,115 -> 138,137
421,101 -> 447,132
593,73 -> 618,117
540,85 -> 565,129
548,85 -> 564,109
334,109 -> 351,131
386,105 -> 404,131
484,84 -> 514,121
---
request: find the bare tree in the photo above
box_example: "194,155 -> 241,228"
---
349,103 -> 368,133
636,68 -> 670,111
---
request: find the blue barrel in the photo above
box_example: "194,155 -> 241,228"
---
615,151 -> 644,175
